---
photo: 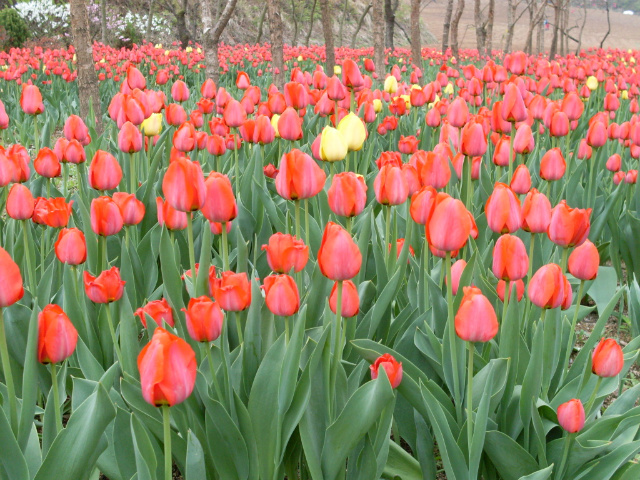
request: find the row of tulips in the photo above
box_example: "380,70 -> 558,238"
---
0,44 -> 639,480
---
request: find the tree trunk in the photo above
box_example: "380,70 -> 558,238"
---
100,0 -> 107,44
203,0 -> 238,82
305,0 -> 318,46
256,3 -> 268,44
575,0 -> 587,53
268,0 -> 285,89
450,0 -> 464,58
525,0 -> 546,54
69,0 -> 102,133
563,0 -> 569,55
410,0 -> 421,66
372,0 -> 385,75
442,0 -> 454,52
474,0 -> 485,54
504,0 -> 516,52
338,0 -> 348,46
536,4 -> 545,54
176,0 -> 190,48
291,0 -> 299,45
147,0 -> 154,39
549,1 -> 560,58
384,0 -> 397,50
600,0 -> 610,48
320,0 -> 336,75
485,0 -> 494,56
351,3 -> 372,48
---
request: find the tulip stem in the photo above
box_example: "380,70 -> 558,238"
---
562,280 -> 585,380
221,222 -> 229,271
235,311 -> 243,345
346,216 -> 353,235
587,150 -> 597,208
233,128 -> 240,191
50,362 -> 62,434
467,342 -> 474,467
0,308 -> 18,434
104,304 -> 124,370
284,316 -> 290,343
203,344 -> 224,402
129,153 -> 137,195
162,404 -> 172,480
527,234 -> 536,281
100,235 -> 107,272
187,213 -> 198,296
446,252 -> 463,423
63,163 -> 69,198
502,280 -> 511,324
22,220 -> 36,297
34,115 -> 40,153
330,280 -> 344,421
555,433 -> 574,480
584,376 -> 603,418
560,247 -> 569,273
294,200 -> 301,240
508,123 -> 515,183
304,199 -> 310,245
345,151 -> 350,172
385,205 -> 392,271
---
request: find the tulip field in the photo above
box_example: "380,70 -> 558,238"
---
2,42 -> 640,480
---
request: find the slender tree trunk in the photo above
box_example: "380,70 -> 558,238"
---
100,0 -> 107,44
305,0 -> 318,46
549,1 -> 560,58
450,0 -> 465,58
176,0 -> 190,48
525,0 -> 546,54
268,0 -> 285,89
256,4 -> 268,44
600,0 -> 610,48
351,3 -> 372,48
474,0 -> 485,54
504,0 -> 516,52
563,0 -> 569,55
373,0 -> 385,75
485,0 -> 494,56
411,0 -> 422,66
442,0 -> 454,52
536,5 -> 545,54
70,0 -> 102,133
575,0 -> 587,53
320,0 -> 336,75
291,0 -> 299,45
338,0 -> 348,46
147,0 -> 154,39
384,0 -> 397,50
203,0 -> 238,83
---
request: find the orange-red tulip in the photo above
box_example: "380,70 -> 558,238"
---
485,183 -> 522,234
89,150 -> 123,191
54,228 -> 86,265
528,263 -> 566,309
83,267 -> 125,303
90,196 -> 124,236
370,353 -> 402,388
262,274 -> 300,317
113,192 -> 145,226
0,247 -> 24,307
37,304 -> 77,364
162,157 -> 206,212
426,193 -> 472,252
261,233 -> 309,274
521,189 -> 551,233
34,147 -> 61,178
182,296 -> 224,342
492,234 -> 529,281
202,172 -> 237,223
6,183 -> 34,220
455,286 -> 499,342
135,298 -> 174,328
275,149 -> 326,200
592,338 -> 624,378
210,271 -> 252,311
318,222 -> 362,280
329,280 -> 360,317
557,399 -> 585,433
548,200 -> 591,248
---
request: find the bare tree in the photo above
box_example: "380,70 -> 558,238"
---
450,0 -> 465,58
338,0 -> 348,46
410,0 -> 422,67
373,0 -> 385,75
256,4 -> 268,43
351,3 -> 372,48
384,0 -> 399,50
305,0 -> 318,46
320,0 -> 336,75
442,0 -> 454,52
485,0 -> 494,55
268,0 -> 285,89
549,0 -> 561,58
70,0 -> 102,132
100,0 -> 107,43
504,0 -> 517,52
146,0 -> 154,39
524,0 -> 546,54
600,0 -> 610,48
474,0 -> 494,55
202,0 -> 238,83
575,0 -> 587,53
291,0 -> 299,45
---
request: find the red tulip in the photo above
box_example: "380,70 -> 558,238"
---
165,103 -> 187,126
548,200 -> 591,248
89,151 -> 123,191
485,183 -> 522,234
419,149 -> 451,189
20,84 -> 44,115
521,189 -> 551,233
54,228 -> 86,265
426,193 -> 472,252
586,121 -> 607,148
557,399 -> 585,433
126,66 -> 146,90
261,233 -> 309,274
329,280 -> 360,317
113,192 -> 145,226
138,327 -> 196,407
201,78 -> 216,99
156,197 -> 187,231
63,114 -> 90,145
135,298 -> 174,328
90,196 -> 124,236
501,83 -> 527,122
37,304 -> 78,364
262,274 -> 300,317
510,164 -> 531,194
410,186 -> 437,225
83,267 -> 125,303
171,80 -> 190,102
455,286 -> 499,342
568,239 -> 599,281
0,247 -> 24,307
118,121 -> 143,153
374,165 -> 409,206
497,279 -> 525,302
528,263 -> 566,309
460,120 -> 487,157
342,59 -> 365,90
34,148 -> 61,178
370,353 -> 402,388
210,271 -> 252,311
39,197 -> 73,228
398,135 -> 419,155
446,259 -> 467,296
275,149 -> 326,200
327,172 -> 367,217
492,234 -> 529,281
182,296 -> 224,342
223,99 -> 247,128
592,338 -> 624,378
253,115 -> 275,144
513,124 -> 534,154
202,172 -> 237,223
162,157 -> 206,212
6,183 -> 34,220
278,107 -> 303,141
318,222 -> 362,281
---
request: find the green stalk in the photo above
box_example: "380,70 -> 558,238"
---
345,150 -> 350,172
560,247 -> 569,273
0,308 -> 18,434
508,123 -> 515,183
203,344 -> 224,402
22,220 -> 36,296
284,316 -> 290,343
50,362 -> 62,434
562,280 -> 585,379
346,216 -> 353,235
221,222 -> 230,271
385,205 -> 392,270
587,149 -> 598,208
464,156 -> 473,209
129,152 -> 137,195
235,311 -> 243,345
34,115 -> 40,153
527,233 -> 536,281
104,304 -> 124,369
63,163 -> 69,198
100,235 -> 107,272
423,241 -> 430,309
233,128 -> 240,191
467,342 -> 474,466
294,200 -> 301,239
186,213 -> 198,296
502,280 -> 511,323
446,252 -> 463,423
584,376 -> 604,417
163,405 -> 172,480
304,199 -> 310,246
555,433 -> 574,480
330,280 -> 343,421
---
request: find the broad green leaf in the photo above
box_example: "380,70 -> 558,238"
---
185,431 -> 206,480
484,430 -> 540,480
0,406 -> 29,480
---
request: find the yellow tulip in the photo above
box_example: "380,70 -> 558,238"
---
384,75 -> 398,94
586,76 -> 598,91
271,115 -> 281,138
297,55 -> 303,62
186,46 -> 193,53
320,126 -> 348,162
337,112 -> 367,151
140,113 -> 163,136
622,90 -> 629,100
334,65 -> 342,75
444,83 -> 454,96
373,99 -> 383,112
